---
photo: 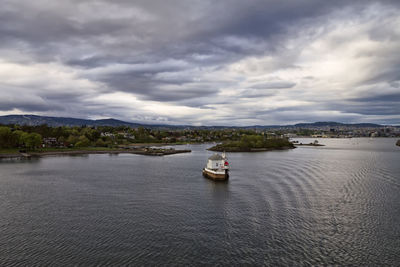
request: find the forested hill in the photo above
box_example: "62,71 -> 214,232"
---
0,115 -> 146,127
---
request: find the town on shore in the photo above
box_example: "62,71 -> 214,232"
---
0,121 -> 399,157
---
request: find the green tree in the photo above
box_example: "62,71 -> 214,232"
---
58,136 -> 65,144
0,126 -> 18,148
82,128 -> 100,142
13,130 -> 26,147
67,135 -> 79,146
75,135 -> 90,147
22,133 -> 42,150
95,138 -> 106,147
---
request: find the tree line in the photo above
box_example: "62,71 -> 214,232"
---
0,126 -> 42,149
0,123 -> 286,151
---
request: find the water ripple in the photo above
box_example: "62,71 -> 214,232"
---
0,139 -> 399,265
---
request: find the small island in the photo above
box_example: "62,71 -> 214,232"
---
208,135 -> 295,152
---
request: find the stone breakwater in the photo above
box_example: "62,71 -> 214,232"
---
294,143 -> 325,146
0,148 -> 191,159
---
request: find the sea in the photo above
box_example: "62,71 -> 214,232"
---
0,138 -> 399,266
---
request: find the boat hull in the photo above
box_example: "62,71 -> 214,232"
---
202,168 -> 229,181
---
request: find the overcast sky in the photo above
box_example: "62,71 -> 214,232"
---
0,0 -> 399,125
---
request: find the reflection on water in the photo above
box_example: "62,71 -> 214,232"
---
0,138 -> 399,266
206,179 -> 231,200
0,157 -> 41,164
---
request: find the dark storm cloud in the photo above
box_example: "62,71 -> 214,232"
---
0,0 -> 361,64
0,99 -> 63,112
0,0 -> 399,124
328,92 -> 400,117
352,92 -> 400,103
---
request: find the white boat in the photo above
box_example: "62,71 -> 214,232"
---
202,152 -> 229,181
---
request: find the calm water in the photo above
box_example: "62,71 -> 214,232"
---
0,138 -> 399,266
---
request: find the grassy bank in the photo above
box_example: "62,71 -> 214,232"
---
0,148 -> 20,154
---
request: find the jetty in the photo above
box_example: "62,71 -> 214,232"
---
0,148 -> 191,159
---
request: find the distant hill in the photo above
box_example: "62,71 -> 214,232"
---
0,115 -> 145,127
293,121 -> 382,128
0,115 -> 386,128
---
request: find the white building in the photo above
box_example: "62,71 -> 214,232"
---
101,132 -> 115,137
207,154 -> 226,170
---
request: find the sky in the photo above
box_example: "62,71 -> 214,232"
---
0,0 -> 399,126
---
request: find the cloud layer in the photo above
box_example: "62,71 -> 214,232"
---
0,0 -> 399,125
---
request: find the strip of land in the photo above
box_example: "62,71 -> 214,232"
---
0,147 -> 191,159
294,143 -> 325,147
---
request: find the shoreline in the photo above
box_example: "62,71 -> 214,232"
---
0,148 -> 191,159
